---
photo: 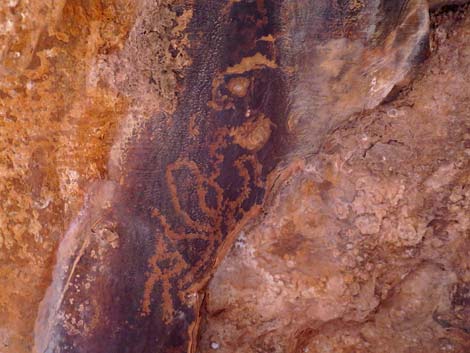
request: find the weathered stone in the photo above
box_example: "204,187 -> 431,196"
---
0,1 -> 468,353
199,4 -> 470,353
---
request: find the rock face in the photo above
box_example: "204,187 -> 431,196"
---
0,1 -> 468,353
199,7 -> 470,352
0,1 -> 135,352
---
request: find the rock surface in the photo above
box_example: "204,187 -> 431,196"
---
199,5 -> 470,353
0,1 -> 468,353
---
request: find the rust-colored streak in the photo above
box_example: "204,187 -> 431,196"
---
225,52 -> 278,75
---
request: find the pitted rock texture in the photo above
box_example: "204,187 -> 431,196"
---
198,5 -> 470,353
0,2 -> 136,352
